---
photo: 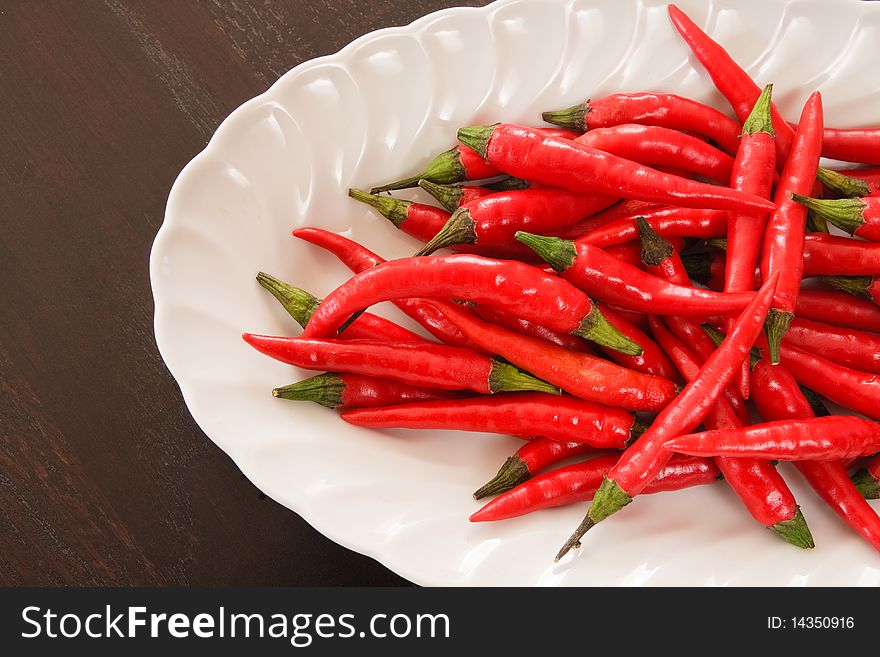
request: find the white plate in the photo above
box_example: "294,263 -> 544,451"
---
151,0 -> 880,586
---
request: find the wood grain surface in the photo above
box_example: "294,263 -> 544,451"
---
0,0 -> 489,586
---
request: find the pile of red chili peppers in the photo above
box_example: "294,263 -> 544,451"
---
244,5 -> 880,562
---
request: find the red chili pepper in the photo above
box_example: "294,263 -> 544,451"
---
648,317 -> 807,541
272,372 -> 463,409
243,335 -> 560,395
473,437 -> 601,499
852,456 -> 880,499
555,272 -> 779,560
255,272 -> 426,343
795,289 -> 880,333
666,416 -> 880,461
292,227 -> 475,348
471,304 -> 596,354
415,188 -> 616,256
542,92 -> 742,154
759,91 -> 824,363
816,167 -> 877,198
596,304 -> 682,381
667,4 -> 796,165
579,207 -> 728,249
432,301 -> 678,412
470,453 -> 719,523
299,254 -> 642,355
783,317 -> 880,375
341,393 -> 645,449
725,85 -> 777,298
416,180 -> 496,212
348,188 -> 452,244
820,127 -> 880,166
779,342 -> 880,421
637,220 -> 751,417
516,232 -> 755,317
802,234 -> 880,277
572,124 -> 735,183
369,128 -> 579,194
792,195 -> 880,241
456,124 -> 775,212
749,358 -> 880,550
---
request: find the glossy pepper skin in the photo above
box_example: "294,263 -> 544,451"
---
299,254 -> 641,356
666,416 -> 880,461
471,305 -> 596,354
434,301 -> 678,412
242,336 -> 560,395
416,187 -> 616,256
555,272 -> 779,560
473,437 -> 600,499
783,317 -> 880,375
779,343 -> 880,422
292,228 -> 475,349
648,317 -> 806,539
750,359 -> 880,551
597,304 -> 681,382
667,4 -> 796,165
573,124 -> 735,184
759,91 -> 824,364
542,92 -> 742,155
470,453 -> 719,523
516,233 -> 755,317
820,127 -> 880,166
341,393 -> 644,449
456,124 -> 775,213
255,272 -> 426,343
795,289 -> 880,333
272,372 -> 463,409
579,206 -> 728,248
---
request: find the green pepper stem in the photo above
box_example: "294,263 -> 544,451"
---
473,455 -> 532,500
770,507 -> 815,549
256,272 -> 321,328
541,101 -> 590,133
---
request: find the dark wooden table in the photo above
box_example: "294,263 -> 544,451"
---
0,0 -> 489,587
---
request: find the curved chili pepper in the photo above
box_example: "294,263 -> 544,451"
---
255,272 -> 426,343
572,124 -> 735,183
667,4 -> 796,164
456,124 -> 775,212
555,272 -> 779,560
795,289 -> 880,333
299,254 -> 642,355
749,359 -> 880,550
759,91 -> 824,363
417,180 -> 496,212
471,304 -> 596,354
369,128 -> 579,194
243,335 -> 559,395
578,207 -> 728,248
779,342 -> 880,421
792,195 -> 880,241
341,393 -> 645,449
470,453 -> 719,522
725,85 -> 776,299
596,303 -> 681,381
415,188 -> 616,256
666,416 -> 880,461
816,167 -> 875,198
432,301 -> 677,412
648,316 -> 808,542
542,92 -> 742,154
516,232 -> 755,316
783,317 -> 880,375
637,220 -> 751,417
820,127 -> 880,166
473,437 -> 600,499
826,275 -> 880,305
802,235 -> 880,277
272,372 -> 462,409
851,456 -> 880,500
292,227 -> 475,348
